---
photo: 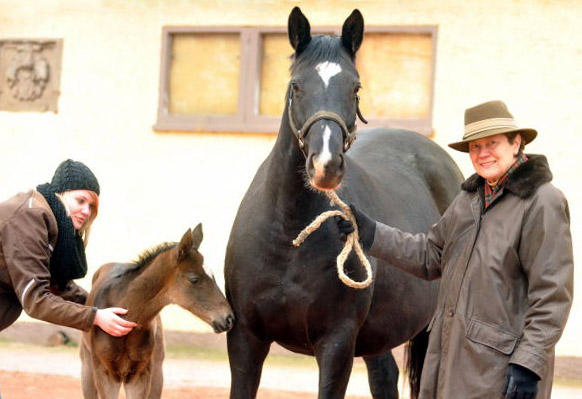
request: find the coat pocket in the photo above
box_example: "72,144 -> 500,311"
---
466,318 -> 518,355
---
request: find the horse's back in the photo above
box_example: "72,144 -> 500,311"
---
348,127 -> 463,220
87,262 -> 136,308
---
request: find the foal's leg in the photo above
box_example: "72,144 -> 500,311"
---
92,361 -> 122,399
227,324 -> 271,399
125,368 -> 152,399
148,330 -> 165,399
80,338 -> 98,399
364,351 -> 399,399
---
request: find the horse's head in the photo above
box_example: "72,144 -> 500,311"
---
168,224 -> 234,333
287,7 -> 365,191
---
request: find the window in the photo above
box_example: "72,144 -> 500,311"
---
154,26 -> 437,135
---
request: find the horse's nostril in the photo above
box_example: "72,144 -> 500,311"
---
227,314 -> 235,329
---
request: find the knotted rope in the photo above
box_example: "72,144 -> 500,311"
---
292,191 -> 373,289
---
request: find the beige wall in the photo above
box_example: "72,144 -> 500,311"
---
1,0 -> 580,357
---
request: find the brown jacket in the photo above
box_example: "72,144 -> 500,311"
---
0,190 -> 96,331
370,155 -> 573,399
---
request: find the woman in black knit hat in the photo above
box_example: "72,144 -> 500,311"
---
0,159 -> 136,337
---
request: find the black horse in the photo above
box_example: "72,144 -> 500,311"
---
224,7 -> 463,399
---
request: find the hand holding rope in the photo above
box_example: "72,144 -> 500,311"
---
293,190 -> 373,289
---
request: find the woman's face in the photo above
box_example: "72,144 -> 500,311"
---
62,190 -> 97,230
469,133 -> 521,184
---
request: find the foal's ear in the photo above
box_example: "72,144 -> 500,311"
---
177,228 -> 194,261
288,6 -> 311,55
191,223 -> 203,251
341,9 -> 364,58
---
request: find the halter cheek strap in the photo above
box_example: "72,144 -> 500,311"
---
287,91 -> 367,156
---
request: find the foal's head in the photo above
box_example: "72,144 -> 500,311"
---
167,224 -> 234,333
287,7 -> 364,191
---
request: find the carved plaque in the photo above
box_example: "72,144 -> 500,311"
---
0,39 -> 62,112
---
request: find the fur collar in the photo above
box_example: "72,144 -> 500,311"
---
461,154 -> 553,199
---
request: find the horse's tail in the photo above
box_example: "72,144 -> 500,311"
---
405,326 -> 429,399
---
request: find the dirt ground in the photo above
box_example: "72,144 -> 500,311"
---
0,369 -> 371,399
1,322 -> 581,399
0,322 -> 374,399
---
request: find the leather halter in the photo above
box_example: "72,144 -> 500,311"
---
287,88 -> 368,157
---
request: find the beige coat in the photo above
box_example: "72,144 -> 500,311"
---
370,155 -> 573,399
0,190 -> 95,331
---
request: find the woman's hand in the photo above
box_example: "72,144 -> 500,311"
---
335,204 -> 377,251
93,307 -> 137,337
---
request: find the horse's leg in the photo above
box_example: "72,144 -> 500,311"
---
313,331 -> 357,399
92,360 -> 122,399
125,369 -> 152,399
80,338 -> 98,399
363,352 -> 399,399
227,324 -> 271,399
148,327 -> 165,399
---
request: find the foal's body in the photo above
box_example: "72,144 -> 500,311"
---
81,225 -> 234,399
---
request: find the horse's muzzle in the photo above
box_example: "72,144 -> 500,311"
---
213,314 -> 235,333
308,152 -> 345,191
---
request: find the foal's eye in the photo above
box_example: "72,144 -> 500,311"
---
188,275 -> 200,285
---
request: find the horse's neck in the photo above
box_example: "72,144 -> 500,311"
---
122,258 -> 171,328
263,116 -> 329,226
269,113 -> 311,198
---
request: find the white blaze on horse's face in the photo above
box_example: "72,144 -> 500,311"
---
315,61 -> 342,89
313,125 -> 333,172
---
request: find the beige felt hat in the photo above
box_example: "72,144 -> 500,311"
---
448,100 -> 537,152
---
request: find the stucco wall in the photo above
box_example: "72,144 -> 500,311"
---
0,0 -> 580,357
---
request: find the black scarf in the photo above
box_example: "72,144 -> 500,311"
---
36,183 -> 88,290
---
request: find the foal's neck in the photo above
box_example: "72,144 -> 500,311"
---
123,255 -> 172,328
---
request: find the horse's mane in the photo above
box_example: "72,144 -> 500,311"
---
132,241 -> 177,269
290,35 -> 354,74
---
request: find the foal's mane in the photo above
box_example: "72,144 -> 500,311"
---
290,35 -> 354,74
132,241 -> 177,269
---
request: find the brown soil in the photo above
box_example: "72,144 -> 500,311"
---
0,369 -> 370,399
1,322 -> 580,398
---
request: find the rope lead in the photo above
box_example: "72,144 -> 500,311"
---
293,191 -> 373,289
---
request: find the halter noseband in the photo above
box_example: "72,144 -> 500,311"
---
287,88 -> 367,156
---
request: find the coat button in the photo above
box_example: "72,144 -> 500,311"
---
448,309 -> 454,317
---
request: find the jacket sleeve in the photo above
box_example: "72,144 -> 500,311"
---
510,184 -> 574,378
1,207 -> 96,331
368,203 -> 452,281
50,280 -> 89,305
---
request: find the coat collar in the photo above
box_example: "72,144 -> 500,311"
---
461,154 -> 553,199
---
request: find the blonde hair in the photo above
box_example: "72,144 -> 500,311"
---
57,190 -> 100,246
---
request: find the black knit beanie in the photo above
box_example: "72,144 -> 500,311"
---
51,159 -> 100,195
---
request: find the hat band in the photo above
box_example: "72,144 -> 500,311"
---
463,117 -> 518,140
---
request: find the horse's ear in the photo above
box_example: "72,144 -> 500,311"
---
177,228 -> 193,261
288,6 -> 311,55
341,9 -> 364,58
191,223 -> 203,251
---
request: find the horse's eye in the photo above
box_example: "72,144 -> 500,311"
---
291,82 -> 300,93
188,275 -> 200,285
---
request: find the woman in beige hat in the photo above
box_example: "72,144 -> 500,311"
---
337,100 -> 573,399
0,159 -> 136,337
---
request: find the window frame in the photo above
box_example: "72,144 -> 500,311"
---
154,25 -> 438,135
